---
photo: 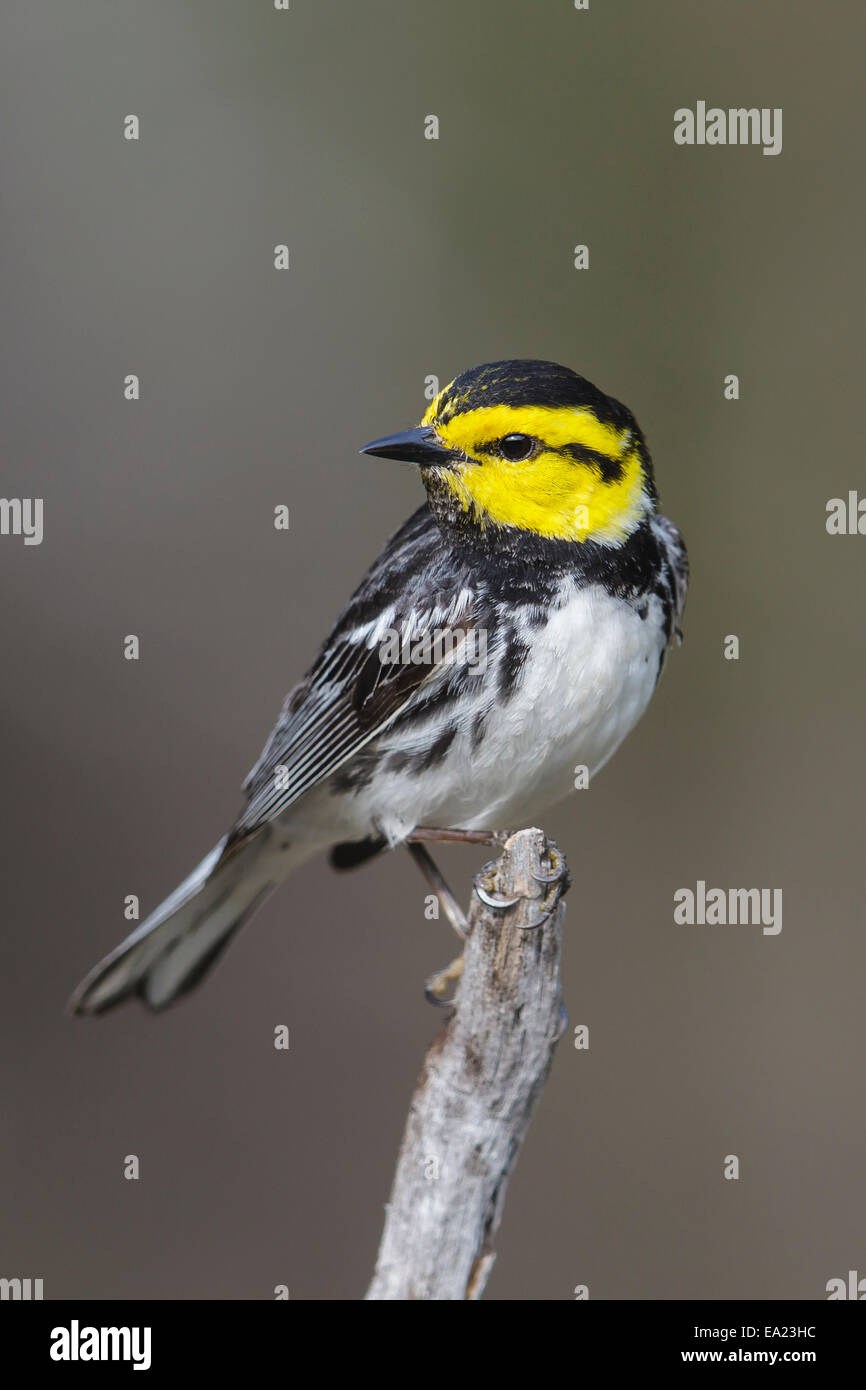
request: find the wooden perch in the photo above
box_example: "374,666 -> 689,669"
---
366,827 -> 569,1301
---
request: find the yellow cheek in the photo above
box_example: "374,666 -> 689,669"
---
440,448 -> 647,544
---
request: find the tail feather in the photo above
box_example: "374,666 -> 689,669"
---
70,834 -> 278,1016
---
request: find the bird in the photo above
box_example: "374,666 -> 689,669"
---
70,359 -> 688,1016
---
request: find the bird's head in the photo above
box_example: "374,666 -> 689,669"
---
361,360 -> 657,546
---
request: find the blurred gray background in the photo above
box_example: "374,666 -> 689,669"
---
2,0 -> 864,1299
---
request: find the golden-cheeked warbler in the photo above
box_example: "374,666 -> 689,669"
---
72,359 -> 688,1015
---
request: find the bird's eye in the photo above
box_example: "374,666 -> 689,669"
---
499,433 -> 534,462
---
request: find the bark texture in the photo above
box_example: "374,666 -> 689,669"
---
366,828 -> 568,1301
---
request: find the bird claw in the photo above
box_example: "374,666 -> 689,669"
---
473,877 -> 522,910
424,953 -> 464,1008
530,844 -> 569,886
473,841 -> 568,927
518,901 -> 557,930
423,841 -> 567,1006
424,983 -> 455,1009
530,866 -> 564,885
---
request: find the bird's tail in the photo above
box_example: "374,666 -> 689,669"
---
70,831 -> 282,1016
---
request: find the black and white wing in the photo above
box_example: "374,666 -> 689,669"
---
652,514 -> 689,640
227,506 -> 478,842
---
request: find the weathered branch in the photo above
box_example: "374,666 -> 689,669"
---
366,827 -> 568,1301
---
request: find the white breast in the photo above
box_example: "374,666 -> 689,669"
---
310,578 -> 670,846
460,581 -> 667,828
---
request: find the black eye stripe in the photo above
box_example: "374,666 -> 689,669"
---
559,442 -> 625,482
472,437 -> 625,481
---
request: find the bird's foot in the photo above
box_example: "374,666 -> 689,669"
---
406,842 -> 468,941
473,838 -> 569,929
407,826 -> 510,850
406,829 -> 569,1007
424,952 -> 464,1008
